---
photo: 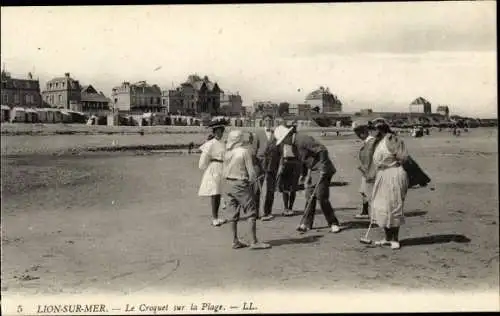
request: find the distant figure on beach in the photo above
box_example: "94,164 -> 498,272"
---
188,142 -> 194,154
352,120 -> 377,220
198,118 -> 228,227
274,125 -> 343,234
223,130 -> 271,250
252,114 -> 281,221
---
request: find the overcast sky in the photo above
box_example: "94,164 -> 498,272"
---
1,3 -> 497,117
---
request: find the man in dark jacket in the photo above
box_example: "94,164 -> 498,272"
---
251,115 -> 281,221
274,125 -> 343,233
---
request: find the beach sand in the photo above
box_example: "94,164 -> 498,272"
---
1,128 -> 498,296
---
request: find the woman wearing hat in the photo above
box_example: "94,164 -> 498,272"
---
198,118 -> 228,227
370,121 -> 409,250
352,120 -> 377,219
223,130 -> 271,250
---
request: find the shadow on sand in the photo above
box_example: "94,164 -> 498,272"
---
296,181 -> 349,191
267,234 -> 324,247
405,210 -> 428,217
400,234 -> 471,247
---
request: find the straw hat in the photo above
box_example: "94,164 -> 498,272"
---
226,130 -> 244,151
207,117 -> 229,129
352,119 -> 371,131
274,125 -> 294,145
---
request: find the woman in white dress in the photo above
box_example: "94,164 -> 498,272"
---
198,118 -> 228,227
370,122 -> 410,250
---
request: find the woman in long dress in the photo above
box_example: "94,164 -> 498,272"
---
370,122 -> 409,250
198,119 -> 228,227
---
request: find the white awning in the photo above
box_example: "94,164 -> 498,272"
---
1,105 -> 10,110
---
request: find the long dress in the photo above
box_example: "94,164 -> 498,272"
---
198,138 -> 225,196
370,134 -> 409,228
358,135 -> 377,202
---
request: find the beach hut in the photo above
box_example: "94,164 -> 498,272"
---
10,107 -> 26,123
1,105 -> 10,122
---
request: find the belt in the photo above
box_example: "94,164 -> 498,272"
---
283,157 -> 298,161
210,159 -> 223,163
226,177 -> 248,181
378,163 -> 401,170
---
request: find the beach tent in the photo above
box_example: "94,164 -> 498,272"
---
60,110 -> 73,123
25,108 -> 39,123
51,108 -> 63,123
10,107 -> 26,123
36,108 -> 49,123
1,105 -> 10,122
66,110 -> 86,124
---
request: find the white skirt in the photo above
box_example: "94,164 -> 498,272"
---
370,166 -> 409,227
198,162 -> 223,196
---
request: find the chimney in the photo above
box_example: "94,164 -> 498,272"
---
65,72 -> 70,78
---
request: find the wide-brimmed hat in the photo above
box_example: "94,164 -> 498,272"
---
274,125 -> 294,145
352,119 -> 371,131
226,130 -> 244,151
208,117 -> 229,129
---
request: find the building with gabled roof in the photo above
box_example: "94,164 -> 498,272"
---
166,74 -> 223,115
80,85 -> 111,114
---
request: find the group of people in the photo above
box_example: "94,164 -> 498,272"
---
197,115 -> 430,251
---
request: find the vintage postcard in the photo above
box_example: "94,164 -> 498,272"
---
1,2 -> 498,314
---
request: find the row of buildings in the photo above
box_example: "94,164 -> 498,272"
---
1,68 -> 454,123
1,71 -> 244,117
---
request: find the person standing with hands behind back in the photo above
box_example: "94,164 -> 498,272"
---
252,114 -> 281,221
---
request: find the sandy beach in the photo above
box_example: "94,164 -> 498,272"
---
1,128 -> 498,297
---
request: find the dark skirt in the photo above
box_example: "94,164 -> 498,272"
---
277,159 -> 301,193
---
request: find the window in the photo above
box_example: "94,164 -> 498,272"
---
162,99 -> 166,105
58,94 -> 62,103
2,94 -> 7,103
150,97 -> 154,104
14,94 -> 19,103
55,83 -> 59,89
